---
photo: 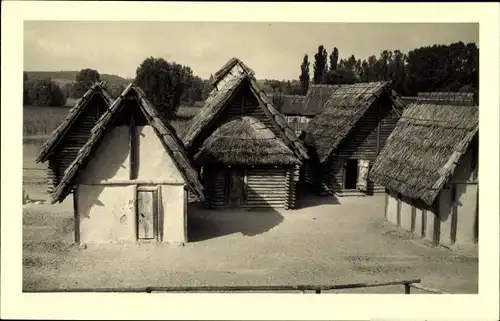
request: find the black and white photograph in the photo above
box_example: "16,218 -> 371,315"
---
2,2 -> 499,320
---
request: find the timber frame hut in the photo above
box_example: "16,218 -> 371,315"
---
182,58 -> 309,209
36,81 -> 114,194
271,94 -> 306,135
369,92 -> 479,246
302,81 -> 405,196
49,84 -> 204,245
271,85 -> 339,135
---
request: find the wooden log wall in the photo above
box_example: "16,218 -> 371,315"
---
325,97 -> 399,194
285,169 -> 291,210
201,166 -> 227,208
246,167 -> 287,208
288,164 -> 300,209
212,170 -> 228,207
46,161 -> 57,194
48,93 -> 108,191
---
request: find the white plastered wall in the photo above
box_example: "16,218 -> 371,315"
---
75,125 -> 187,244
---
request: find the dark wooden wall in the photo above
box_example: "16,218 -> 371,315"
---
47,93 -> 109,193
302,94 -> 400,195
202,165 -> 297,209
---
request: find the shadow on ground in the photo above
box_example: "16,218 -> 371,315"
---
296,189 -> 341,209
187,204 -> 284,242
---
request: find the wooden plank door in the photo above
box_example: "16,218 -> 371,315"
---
356,159 -> 370,192
137,189 -> 158,240
228,169 -> 246,206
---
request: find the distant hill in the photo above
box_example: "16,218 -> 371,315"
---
25,71 -> 132,87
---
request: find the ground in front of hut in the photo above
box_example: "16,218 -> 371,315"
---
22,142 -> 477,294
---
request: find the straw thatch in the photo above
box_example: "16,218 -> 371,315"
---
182,58 -> 309,162
369,95 -> 479,205
50,83 -> 205,204
270,94 -> 307,116
301,84 -> 340,116
194,116 -> 300,165
304,81 -> 394,163
36,81 -> 114,163
417,92 -> 475,106
208,57 -> 255,88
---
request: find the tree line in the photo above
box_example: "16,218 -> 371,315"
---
24,60 -> 209,119
24,40 -> 478,119
266,41 -> 478,99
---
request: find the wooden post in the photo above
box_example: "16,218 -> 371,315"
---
396,193 -> 402,226
384,189 -> 389,220
129,112 -> 137,180
404,283 -> 411,294
284,168 -> 291,210
73,187 -> 80,245
376,102 -> 381,154
450,184 -> 458,244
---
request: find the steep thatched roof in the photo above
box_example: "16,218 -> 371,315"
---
182,58 -> 309,162
304,81 -> 398,163
301,84 -> 340,116
208,57 -> 255,88
369,94 -> 479,205
417,92 -> 475,106
50,84 -> 204,204
272,85 -> 339,116
270,94 -> 307,116
194,116 -> 300,165
36,81 -> 114,163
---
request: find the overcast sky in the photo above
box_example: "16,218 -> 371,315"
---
24,22 -> 479,80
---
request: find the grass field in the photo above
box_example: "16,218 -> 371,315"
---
23,105 -> 200,137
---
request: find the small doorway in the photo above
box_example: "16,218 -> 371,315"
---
344,159 -> 358,190
226,169 -> 246,206
136,188 -> 159,241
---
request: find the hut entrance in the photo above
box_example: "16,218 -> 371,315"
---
344,159 -> 359,190
226,169 -> 246,206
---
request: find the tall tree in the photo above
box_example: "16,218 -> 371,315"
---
344,54 -> 357,72
313,45 -> 328,84
389,50 -> 407,94
135,57 -> 194,119
27,78 -> 66,107
72,68 -> 101,97
329,47 -> 339,71
299,54 -> 310,94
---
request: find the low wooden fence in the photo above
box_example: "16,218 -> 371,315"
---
25,279 -> 449,294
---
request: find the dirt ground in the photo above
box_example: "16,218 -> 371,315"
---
23,189 -> 478,294
22,142 -> 478,294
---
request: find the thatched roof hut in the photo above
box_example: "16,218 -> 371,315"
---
369,93 -> 479,205
194,116 -> 300,165
301,84 -> 340,116
51,84 -> 205,204
303,81 -> 403,164
183,58 -> 309,162
271,85 -> 339,117
36,81 -> 114,194
182,58 -> 307,209
36,81 -> 114,164
271,94 -> 306,116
